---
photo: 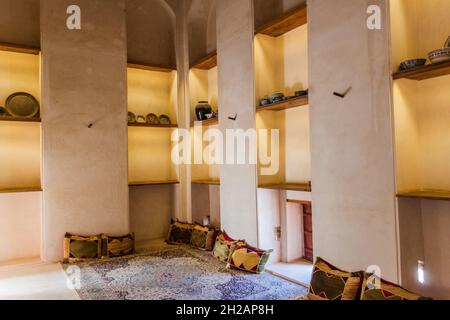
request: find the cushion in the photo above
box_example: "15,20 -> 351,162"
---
308,257 -> 363,300
191,224 -> 217,251
64,233 -> 105,263
212,232 -> 246,262
105,233 -> 135,258
167,220 -> 193,245
227,244 -> 273,274
361,274 -> 430,300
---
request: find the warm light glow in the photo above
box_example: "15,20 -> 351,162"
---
418,260 -> 425,284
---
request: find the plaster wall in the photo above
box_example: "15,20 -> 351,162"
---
0,0 -> 40,47
217,0 -> 258,245
40,0 -> 129,262
308,0 -> 399,282
130,185 -> 174,242
0,192 -> 41,262
257,188 -> 281,264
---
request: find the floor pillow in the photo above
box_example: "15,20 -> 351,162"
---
167,220 -> 193,245
212,232 -> 245,262
191,224 -> 217,251
308,257 -> 363,300
64,233 -> 105,263
105,233 -> 135,258
361,274 -> 431,300
227,244 -> 273,274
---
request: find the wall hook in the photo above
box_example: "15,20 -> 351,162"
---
228,114 -> 238,121
88,123 -> 94,128
333,86 -> 352,98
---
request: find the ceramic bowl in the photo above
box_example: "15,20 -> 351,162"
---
295,89 -> 308,97
269,92 -> 284,103
429,48 -> 450,64
0,106 -> 9,117
399,59 -> 427,71
259,98 -> 271,106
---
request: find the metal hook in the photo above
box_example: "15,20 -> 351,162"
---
228,114 -> 238,121
333,86 -> 352,98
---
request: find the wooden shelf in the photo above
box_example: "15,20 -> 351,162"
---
191,51 -> 218,70
397,190 -> 450,201
127,61 -> 176,73
191,4 -> 307,70
393,60 -> 450,81
256,4 -> 307,37
190,118 -> 218,127
256,95 -> 309,112
192,180 -> 221,186
258,182 -> 311,192
129,181 -> 179,187
128,122 -> 178,128
0,42 -> 40,55
0,116 -> 41,123
0,187 -> 42,194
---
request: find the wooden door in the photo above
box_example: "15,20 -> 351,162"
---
302,203 -> 313,262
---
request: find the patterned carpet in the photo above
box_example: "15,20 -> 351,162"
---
65,244 -> 307,300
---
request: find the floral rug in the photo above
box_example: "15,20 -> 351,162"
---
65,244 -> 307,300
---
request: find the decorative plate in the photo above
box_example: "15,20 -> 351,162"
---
159,114 -> 171,125
5,92 -> 40,118
146,113 -> 160,125
137,115 -> 146,124
128,112 -> 136,123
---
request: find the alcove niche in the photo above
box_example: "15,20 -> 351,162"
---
391,0 -> 450,299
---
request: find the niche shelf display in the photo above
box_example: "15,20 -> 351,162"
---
127,64 -> 179,185
391,1 -> 450,203
189,54 -> 220,184
0,43 -> 42,193
254,4 -> 311,191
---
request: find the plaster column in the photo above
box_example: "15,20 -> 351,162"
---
40,0 -> 129,262
174,0 -> 192,223
308,0 -> 399,282
217,0 -> 259,245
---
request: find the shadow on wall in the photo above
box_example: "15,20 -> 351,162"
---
126,0 -> 176,68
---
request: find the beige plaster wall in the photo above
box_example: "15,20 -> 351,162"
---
126,0 -> 176,67
40,0 -> 129,262
0,0 -> 40,47
254,25 -> 310,184
0,192 -> 41,262
309,0 -> 399,282
217,0 -> 259,245
257,188 -> 281,263
421,200 -> 450,299
130,185 -> 174,242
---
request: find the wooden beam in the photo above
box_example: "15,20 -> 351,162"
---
0,116 -> 41,123
255,4 -> 308,37
127,61 -> 176,73
397,190 -> 450,201
0,42 -> 40,55
0,187 -> 42,194
191,51 -> 218,70
129,180 -> 180,187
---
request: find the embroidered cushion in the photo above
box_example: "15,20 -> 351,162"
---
212,232 -> 245,262
361,274 -> 431,300
191,224 -> 217,251
64,233 -> 105,263
227,244 -> 272,274
167,220 -> 193,245
308,257 -> 363,300
105,233 -> 135,258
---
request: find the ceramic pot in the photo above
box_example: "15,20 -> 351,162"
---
195,101 -> 212,121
